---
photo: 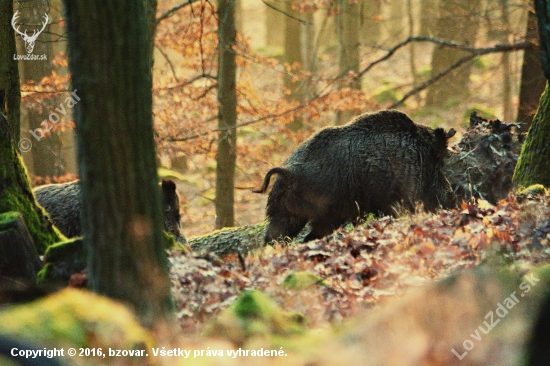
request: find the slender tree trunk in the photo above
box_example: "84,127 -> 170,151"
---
419,0 -> 439,37
335,0 -> 360,125
517,7 -> 547,130
215,0 -> 237,229
265,1 -> 285,48
387,0 -> 405,41
16,1 -> 63,179
425,0 -> 481,107
284,0 -> 304,131
0,0 -> 63,253
499,0 -> 514,122
360,0 -> 382,45
63,0 -> 172,326
408,0 -> 420,106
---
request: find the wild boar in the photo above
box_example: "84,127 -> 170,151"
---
254,110 -> 456,243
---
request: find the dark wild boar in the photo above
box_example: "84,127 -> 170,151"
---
254,110 -> 456,243
33,179 -> 186,243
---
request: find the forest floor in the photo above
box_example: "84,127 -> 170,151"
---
171,193 -> 550,335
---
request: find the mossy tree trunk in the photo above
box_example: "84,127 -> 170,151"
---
215,0 -> 238,229
514,1 -> 550,188
513,81 -> 550,187
63,0 -> 172,326
516,7 -> 547,131
0,0 -> 64,254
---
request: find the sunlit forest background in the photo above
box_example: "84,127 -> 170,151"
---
19,0 -> 541,236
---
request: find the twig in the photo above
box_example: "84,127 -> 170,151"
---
155,45 -> 179,82
260,0 -> 311,25
156,0 -> 201,24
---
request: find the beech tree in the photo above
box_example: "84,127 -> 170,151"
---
215,0 -> 238,229
0,0 -> 63,253
63,0 -> 172,326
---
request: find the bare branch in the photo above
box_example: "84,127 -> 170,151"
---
163,38 -> 534,142
155,45 -> 179,82
389,41 -> 534,108
260,1 -> 311,25
156,0 -> 201,24
155,73 -> 216,91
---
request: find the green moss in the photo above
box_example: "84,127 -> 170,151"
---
517,184 -> 548,197
514,81 -> 550,187
37,238 -> 85,284
163,230 -> 177,249
283,272 -> 325,290
0,289 -> 154,353
44,237 -> 84,262
0,211 -> 20,228
0,148 -> 65,253
157,167 -> 186,181
205,290 -> 306,344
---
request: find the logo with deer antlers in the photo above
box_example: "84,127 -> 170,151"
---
12,11 -> 49,54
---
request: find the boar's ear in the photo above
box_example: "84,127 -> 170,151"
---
161,179 -> 179,204
433,128 -> 452,162
446,128 -> 456,139
161,179 -> 176,192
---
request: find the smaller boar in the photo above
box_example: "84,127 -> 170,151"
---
254,110 -> 456,243
33,179 -> 186,243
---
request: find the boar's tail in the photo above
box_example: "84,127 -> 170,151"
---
252,167 -> 292,193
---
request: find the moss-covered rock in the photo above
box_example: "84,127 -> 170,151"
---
517,184 -> 548,199
205,290 -> 306,346
37,232 -> 180,284
0,288 -> 154,364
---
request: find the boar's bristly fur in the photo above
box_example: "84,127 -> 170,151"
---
255,109 -> 456,243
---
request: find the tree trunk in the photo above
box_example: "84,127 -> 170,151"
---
215,0 -> 238,229
16,1 -> 63,180
387,0 -> 405,41
361,0 -> 382,45
0,0 -> 20,141
63,0 -> 172,326
513,81 -> 550,187
0,0 -> 64,254
265,1 -> 285,48
284,0 -> 304,131
145,0 -> 158,72
499,0 -> 514,122
419,0 -> 439,37
335,0 -> 361,125
517,8 -> 547,131
425,0 -> 481,107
